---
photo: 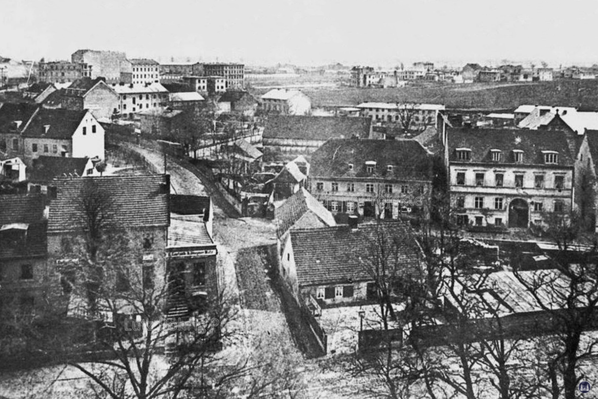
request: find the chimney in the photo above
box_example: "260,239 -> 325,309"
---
348,215 -> 359,230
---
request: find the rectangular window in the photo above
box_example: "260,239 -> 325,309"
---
401,185 -> 408,194
474,196 -> 484,209
193,262 -> 206,286
13,138 -> 18,150
475,216 -> 483,226
316,287 -> 325,299
535,175 -> 545,188
44,144 -> 49,153
347,183 -> 355,192
385,184 -> 393,194
324,286 -> 335,299
534,202 -> 543,212
457,215 -> 469,226
554,201 -> 564,213
331,201 -> 339,212
53,144 -> 57,153
456,150 -> 471,160
143,265 -> 155,289
475,173 -> 484,186
544,152 -> 558,164
32,143 -> 37,152
366,165 -> 375,174
554,175 -> 564,191
343,285 -> 354,298
316,182 -> 323,191
495,218 -> 503,226
456,172 -> 465,185
513,151 -> 524,163
92,125 -> 97,133
366,183 -> 375,193
331,182 -> 338,192
491,150 -> 501,162
515,174 -> 524,188
495,173 -> 504,187
20,264 -> 33,280
86,168 -> 93,175
82,127 -> 87,135
335,286 -> 344,298
494,197 -> 503,210
347,201 -> 355,212
457,196 -> 465,208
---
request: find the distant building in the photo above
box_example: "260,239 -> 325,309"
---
169,92 -> 205,111
23,83 -> 57,103
217,90 -> 258,116
29,156 -> 99,188
139,108 -> 184,137
71,50 -> 132,84
38,60 -> 92,84
461,63 -> 483,83
261,89 -> 311,115
130,59 -> 160,85
356,102 -> 445,128
351,66 -> 383,87
58,77 -> 120,120
0,156 -> 26,182
537,68 -> 554,82
111,83 -> 169,117
477,69 -> 502,82
201,63 -> 244,89
182,76 -> 226,95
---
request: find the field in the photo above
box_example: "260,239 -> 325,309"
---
247,75 -> 598,110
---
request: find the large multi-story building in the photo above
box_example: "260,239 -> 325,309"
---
159,62 -> 203,82
446,127 -> 575,228
71,50 -> 132,84
38,61 -> 92,84
201,63 -> 244,89
130,59 -> 160,85
111,83 -> 169,117
308,139 -> 433,219
356,102 -> 445,128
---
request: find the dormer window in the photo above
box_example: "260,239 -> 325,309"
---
365,161 -> 376,174
456,148 -> 471,161
543,151 -> 558,164
490,149 -> 502,162
348,163 -> 353,171
513,150 -> 524,163
387,165 -> 393,172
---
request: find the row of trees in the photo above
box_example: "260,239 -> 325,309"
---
350,195 -> 598,399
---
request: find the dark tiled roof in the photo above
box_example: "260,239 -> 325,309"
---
26,82 -> 54,94
290,221 -> 421,286
310,139 -> 433,180
168,216 -> 215,248
218,90 -> 257,104
29,156 -> 90,182
276,188 -> 335,238
0,195 -> 47,258
64,77 -> 106,96
41,89 -> 65,107
263,115 -> 371,140
0,103 -> 40,133
22,108 -> 87,139
170,195 -> 211,216
585,130 -> 598,171
447,127 -> 575,166
129,58 -> 159,65
48,175 -> 170,232
0,194 -> 45,225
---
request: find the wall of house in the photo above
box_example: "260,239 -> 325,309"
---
0,133 -> 23,159
84,84 -> 120,120
166,252 -> 218,303
72,113 -> 105,159
116,91 -> 168,116
23,137 -> 71,165
288,95 -> 311,115
279,234 -> 299,297
300,281 -> 369,305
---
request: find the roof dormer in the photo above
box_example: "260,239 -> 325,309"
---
512,149 -> 524,163
490,149 -> 502,162
365,161 -> 376,174
542,150 -> 558,165
456,148 -> 471,161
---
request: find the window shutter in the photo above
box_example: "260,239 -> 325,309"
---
343,285 -> 354,298
324,286 -> 335,299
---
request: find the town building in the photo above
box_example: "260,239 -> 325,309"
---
446,127 -> 575,229
0,103 -> 42,160
71,50 -> 133,84
356,102 -> 445,128
169,92 -> 205,111
262,115 -> 372,165
261,89 -> 311,115
182,76 -> 226,95
308,139 -> 433,220
23,83 -> 57,104
477,70 -> 502,82
217,90 -> 258,116
513,105 -> 577,125
351,66 -> 383,87
268,159 -> 307,202
38,61 -> 92,84
56,77 -> 120,120
29,156 -> 99,187
130,59 -> 160,85
0,156 -> 26,182
576,131 -> 598,231
139,108 -> 184,137
111,83 -> 169,117
537,68 -> 554,82
201,63 -> 244,89
461,63 -> 483,83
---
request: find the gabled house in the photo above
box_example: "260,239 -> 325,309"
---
308,139 -> 433,220
58,77 -> 120,121
217,90 -> 258,117
262,115 -> 372,165
0,103 -> 40,160
268,159 -> 307,202
0,156 -> 26,182
447,127 -> 575,229
23,83 -> 57,104
29,156 -> 99,188
261,89 -> 311,115
461,63 -> 483,83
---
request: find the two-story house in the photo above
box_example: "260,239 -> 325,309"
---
447,128 -> 575,228
356,102 -> 445,129
308,139 -> 433,220
0,103 -> 40,160
111,83 -> 169,118
57,77 -> 120,121
261,89 -> 311,115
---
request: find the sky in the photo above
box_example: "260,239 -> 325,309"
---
1,0 -> 598,68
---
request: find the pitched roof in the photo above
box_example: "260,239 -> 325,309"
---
584,130 -> 598,171
26,82 -> 54,94
356,102 -> 445,111
447,127 -> 575,166
0,194 -> 47,259
22,108 -> 87,139
48,175 -> 170,233
518,107 -> 558,129
168,216 -> 215,249
170,92 -> 204,102
0,103 -> 40,133
111,83 -> 168,94
310,139 -> 433,180
0,194 -> 45,225
64,77 -> 107,96
290,221 -> 421,286
218,90 -> 257,104
262,89 -> 307,101
29,156 -> 90,182
276,187 -> 336,238
129,58 -> 159,65
263,115 -> 371,140
514,105 -> 577,114
233,139 -> 262,160
272,161 -> 306,184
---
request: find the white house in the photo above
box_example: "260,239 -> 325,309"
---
261,89 -> 311,115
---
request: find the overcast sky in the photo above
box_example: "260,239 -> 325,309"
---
1,0 -> 597,67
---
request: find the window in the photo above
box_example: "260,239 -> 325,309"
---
535,175 -> 545,188
44,144 -> 48,153
13,138 -> 18,150
193,262 -> 206,286
475,216 -> 483,226
456,172 -> 465,185
366,183 -> 375,193
474,197 -> 484,209
554,175 -> 564,191
385,184 -> 393,194
331,182 -> 338,192
316,182 -> 323,191
457,215 -> 469,226
495,218 -> 503,226
348,163 -> 353,171
495,173 -> 504,187
343,285 -> 354,298
347,183 -> 355,192
86,168 -> 93,175
494,197 -> 503,210
491,149 -> 501,162
20,264 -> 33,280
401,185 -> 409,194
53,144 -> 57,153
347,202 -> 355,212
32,143 -> 37,152
513,150 -> 524,163
82,127 -> 87,135
387,165 -> 393,172
143,265 -> 155,289
456,196 -> 465,208
515,174 -> 524,188
92,125 -> 97,133
544,152 -> 558,164
335,286 -> 344,298
475,173 -> 484,186
554,201 -> 564,213
324,286 -> 335,299
20,296 -> 34,315
456,149 -> 471,161
366,165 -> 375,174
331,201 -> 339,212
534,202 -> 543,212
316,287 -> 325,299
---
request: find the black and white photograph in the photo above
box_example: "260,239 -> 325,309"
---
1,0 -> 598,398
